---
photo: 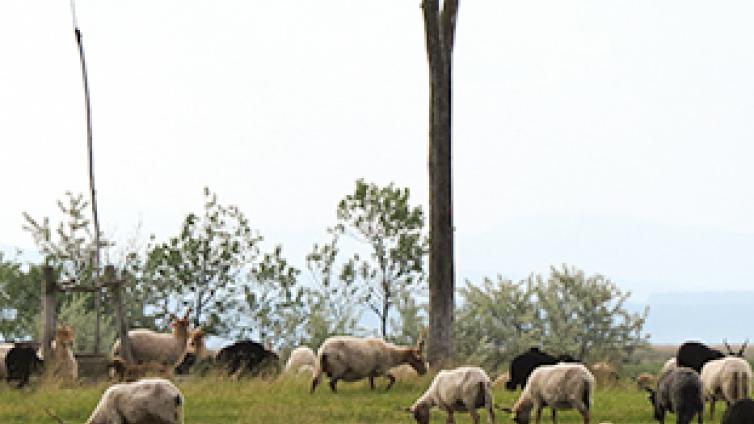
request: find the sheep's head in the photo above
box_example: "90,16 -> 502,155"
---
406,331 -> 427,375
189,328 -> 205,350
408,403 -> 430,424
55,324 -> 75,347
169,309 -> 192,336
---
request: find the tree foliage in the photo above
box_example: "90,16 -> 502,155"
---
143,188 -> 302,342
307,179 -> 427,338
0,253 -> 42,340
455,265 -> 649,371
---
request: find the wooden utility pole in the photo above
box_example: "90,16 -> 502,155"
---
70,0 -> 102,353
105,265 -> 133,363
41,266 -> 57,364
421,0 -> 459,367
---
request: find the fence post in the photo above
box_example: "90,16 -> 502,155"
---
106,265 -> 133,362
41,266 -> 57,364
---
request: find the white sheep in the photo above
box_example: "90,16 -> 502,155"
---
85,378 -> 184,424
409,366 -> 494,424
110,311 -> 191,379
503,363 -> 595,424
310,335 -> 426,393
51,325 -> 78,382
284,346 -> 316,374
700,356 -> 753,420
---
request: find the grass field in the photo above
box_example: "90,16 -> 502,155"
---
0,372 -> 714,424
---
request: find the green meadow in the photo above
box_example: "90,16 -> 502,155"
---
0,373 -> 711,424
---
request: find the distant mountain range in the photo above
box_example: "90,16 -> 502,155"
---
628,291 -> 754,344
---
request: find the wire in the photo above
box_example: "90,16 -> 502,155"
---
69,0 -> 79,30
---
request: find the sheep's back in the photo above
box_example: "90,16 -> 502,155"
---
114,330 -> 186,365
434,367 -> 491,408
318,337 -> 384,377
285,346 -> 316,373
528,363 -> 594,407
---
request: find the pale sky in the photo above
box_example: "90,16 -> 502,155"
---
2,1 -> 754,304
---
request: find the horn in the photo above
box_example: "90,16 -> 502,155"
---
724,339 -> 734,355
739,339 -> 749,357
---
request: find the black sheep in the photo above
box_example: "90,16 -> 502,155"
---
5,344 -> 43,388
723,398 -> 754,424
646,367 -> 704,424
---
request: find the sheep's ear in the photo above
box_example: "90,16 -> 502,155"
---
183,308 -> 193,320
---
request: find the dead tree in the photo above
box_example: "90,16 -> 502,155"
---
421,0 -> 459,367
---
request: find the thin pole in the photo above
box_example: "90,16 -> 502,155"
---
70,0 -> 102,353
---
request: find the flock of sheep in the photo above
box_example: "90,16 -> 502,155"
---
2,312 -> 754,424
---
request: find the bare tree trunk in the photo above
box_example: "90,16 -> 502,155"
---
422,0 -> 458,367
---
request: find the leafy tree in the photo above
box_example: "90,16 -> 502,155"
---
389,287 -> 427,346
22,191 -> 106,284
454,265 -> 649,371
144,187 -> 301,340
0,253 -> 42,340
308,179 -> 427,338
534,265 -> 649,363
454,276 -> 540,371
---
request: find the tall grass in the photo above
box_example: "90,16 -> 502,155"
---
0,373 -> 711,423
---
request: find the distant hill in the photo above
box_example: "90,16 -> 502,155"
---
631,291 -> 754,344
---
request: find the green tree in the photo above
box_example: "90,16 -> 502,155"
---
454,266 -> 649,371
534,265 -> 649,363
308,179 -> 427,338
144,187 -> 301,340
454,276 -> 540,371
0,253 -> 42,340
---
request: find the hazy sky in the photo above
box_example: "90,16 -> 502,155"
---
2,1 -> 754,303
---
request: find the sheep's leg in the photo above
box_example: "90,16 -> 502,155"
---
310,374 -> 321,394
369,376 -> 375,390
535,406 -> 543,424
487,404 -> 495,424
580,409 -> 590,424
469,408 -> 481,424
385,373 -> 396,391
445,410 -> 455,424
551,408 -> 557,424
328,378 -> 338,393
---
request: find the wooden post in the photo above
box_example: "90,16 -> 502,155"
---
41,266 -> 57,364
106,265 -> 133,362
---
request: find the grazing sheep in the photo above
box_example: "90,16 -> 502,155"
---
660,358 -> 677,376
590,362 -> 618,386
722,398 -> 754,424
284,346 -> 316,374
700,356 -> 752,420
4,343 -> 43,387
47,325 -> 78,382
636,372 -> 657,390
311,335 -> 426,393
677,341 -> 725,374
645,366 -> 703,424
503,363 -> 595,424
506,347 -> 578,391
85,378 -> 184,424
111,311 -> 191,379
409,366 -> 494,424
215,340 -> 279,378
